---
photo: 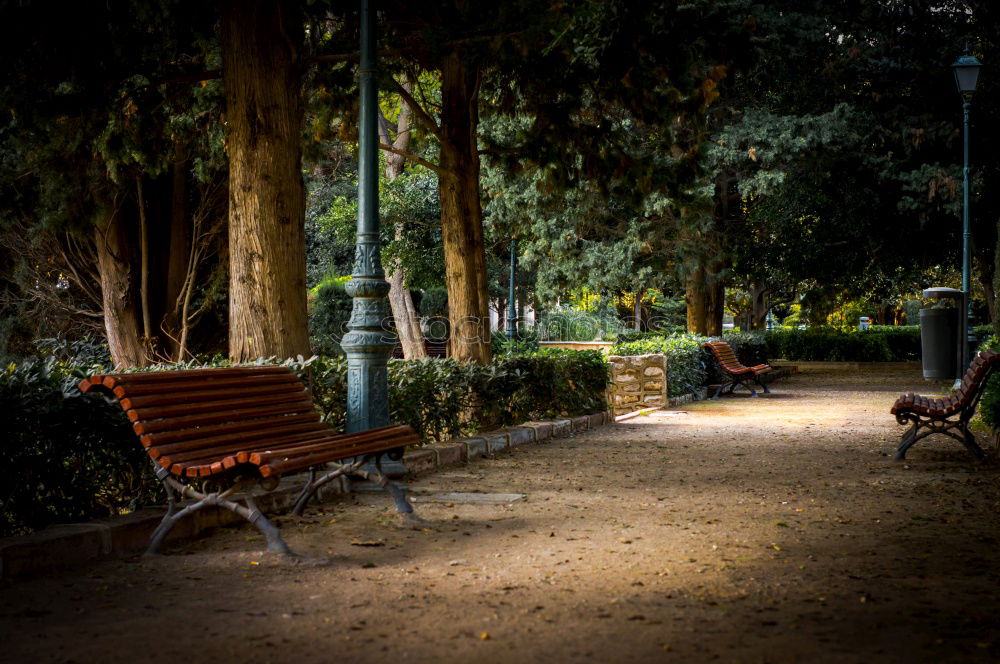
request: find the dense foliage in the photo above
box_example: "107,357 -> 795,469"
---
2,348 -> 607,536
0,359 -> 161,538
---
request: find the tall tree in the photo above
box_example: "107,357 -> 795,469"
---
0,0 -> 227,367
220,0 -> 310,361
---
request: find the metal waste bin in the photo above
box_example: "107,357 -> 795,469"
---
919,288 -> 962,379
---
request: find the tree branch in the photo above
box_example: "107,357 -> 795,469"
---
389,77 -> 442,140
378,143 -> 451,178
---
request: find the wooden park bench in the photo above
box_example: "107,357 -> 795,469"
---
890,349 -> 1000,461
79,365 -> 420,554
704,341 -> 772,398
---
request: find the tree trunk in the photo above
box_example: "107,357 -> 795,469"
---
633,289 -> 644,331
162,148 -> 190,361
439,51 -> 490,364
750,285 -> 768,330
94,201 -> 147,368
221,0 -> 309,362
686,269 -> 708,335
706,280 -> 724,336
380,80 -> 427,360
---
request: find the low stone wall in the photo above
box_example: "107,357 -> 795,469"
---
607,354 -> 667,416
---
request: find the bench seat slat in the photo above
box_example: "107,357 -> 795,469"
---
121,383 -> 310,410
260,438 -> 413,477
127,391 -> 313,422
147,419 -> 328,455
248,427 -> 418,465
132,399 -> 319,434
141,414 -> 323,448
158,429 -> 342,466
111,374 -> 303,399
173,431 -> 417,478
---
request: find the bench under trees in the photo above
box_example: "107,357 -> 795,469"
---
890,350 -> 1000,461
703,341 -> 773,398
79,366 -> 419,554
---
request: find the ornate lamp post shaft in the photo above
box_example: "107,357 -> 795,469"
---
952,50 -> 982,376
961,98 -> 972,369
342,0 -> 395,433
506,238 -> 518,342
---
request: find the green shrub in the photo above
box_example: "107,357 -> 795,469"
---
3,348 -> 608,537
767,327 -> 894,361
307,349 -> 609,441
868,325 -> 921,361
491,329 -> 540,355
0,358 -> 162,538
537,310 -> 623,341
309,277 -> 353,356
611,334 -> 708,397
418,287 -> 448,318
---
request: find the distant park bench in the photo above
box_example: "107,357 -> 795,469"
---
890,350 -> 1000,461
79,366 -> 419,554
703,341 -> 772,398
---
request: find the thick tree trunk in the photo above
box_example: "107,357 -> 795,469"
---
686,269 -> 708,335
439,51 -> 490,364
221,0 -> 309,362
94,202 -> 147,368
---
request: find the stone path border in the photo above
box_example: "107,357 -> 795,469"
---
0,410 -> 614,582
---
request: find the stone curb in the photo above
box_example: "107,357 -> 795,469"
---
0,410 -> 613,582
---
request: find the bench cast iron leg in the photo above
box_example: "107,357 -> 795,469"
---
893,421 -> 919,461
959,425 -> 986,460
147,477 -> 292,555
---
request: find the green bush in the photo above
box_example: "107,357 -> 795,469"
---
611,334 -> 708,397
766,327 -> 894,362
0,359 -> 162,538
491,329 -> 540,355
868,325 -> 921,361
309,277 -> 353,356
3,348 -> 608,536
309,349 -> 609,441
536,309 -> 623,341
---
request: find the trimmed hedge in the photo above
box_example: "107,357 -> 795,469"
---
611,335 -> 707,398
2,348 -> 607,537
0,359 -> 162,538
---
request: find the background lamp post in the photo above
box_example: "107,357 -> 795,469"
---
506,238 -> 518,343
952,50 -> 983,374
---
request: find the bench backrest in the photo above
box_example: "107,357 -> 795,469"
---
704,341 -> 749,373
79,366 -> 323,468
955,350 -> 1000,406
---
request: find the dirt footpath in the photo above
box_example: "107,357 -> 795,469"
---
2,368 -> 1000,664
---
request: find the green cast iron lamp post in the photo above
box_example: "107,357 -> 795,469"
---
952,50 -> 982,375
342,0 -> 395,432
506,238 -> 518,343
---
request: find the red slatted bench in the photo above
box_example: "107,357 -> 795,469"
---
890,350 -> 1000,461
79,365 -> 419,554
704,341 -> 772,398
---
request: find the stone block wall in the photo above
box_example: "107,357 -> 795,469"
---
607,354 -> 667,416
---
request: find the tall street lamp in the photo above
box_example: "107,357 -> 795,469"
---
342,0 -> 395,432
952,50 -> 983,372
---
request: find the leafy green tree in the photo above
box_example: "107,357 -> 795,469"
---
0,0 -> 227,366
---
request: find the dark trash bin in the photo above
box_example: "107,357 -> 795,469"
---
919,287 -> 963,380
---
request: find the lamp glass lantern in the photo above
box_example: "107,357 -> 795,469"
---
953,54 -> 983,97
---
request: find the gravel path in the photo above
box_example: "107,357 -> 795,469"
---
2,368 -> 999,664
